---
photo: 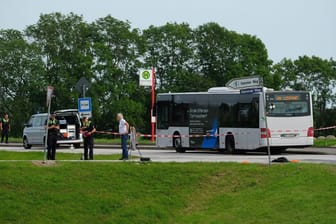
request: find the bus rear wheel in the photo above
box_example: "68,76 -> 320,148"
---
174,137 -> 185,153
225,136 -> 235,154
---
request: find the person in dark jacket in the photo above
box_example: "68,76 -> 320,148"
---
45,112 -> 59,160
82,117 -> 96,160
0,113 -> 10,144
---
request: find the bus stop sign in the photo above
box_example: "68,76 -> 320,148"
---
226,76 -> 263,89
78,97 -> 92,118
240,88 -> 263,94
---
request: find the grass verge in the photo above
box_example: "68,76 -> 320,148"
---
0,151 -> 123,160
0,162 -> 335,224
314,138 -> 336,147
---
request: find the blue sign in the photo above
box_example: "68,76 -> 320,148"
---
78,98 -> 92,112
240,88 -> 263,94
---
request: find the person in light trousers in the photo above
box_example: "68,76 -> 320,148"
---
117,113 -> 129,160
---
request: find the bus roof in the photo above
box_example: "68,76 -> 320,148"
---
157,87 -> 309,96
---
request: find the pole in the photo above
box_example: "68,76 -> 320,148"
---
82,84 -> 86,98
151,67 -> 155,143
263,88 -> 271,166
44,99 -> 51,163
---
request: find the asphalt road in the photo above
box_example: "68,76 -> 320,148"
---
1,144 -> 336,164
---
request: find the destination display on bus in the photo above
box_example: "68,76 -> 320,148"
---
275,95 -> 300,101
267,93 -> 308,102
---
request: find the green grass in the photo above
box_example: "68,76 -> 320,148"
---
6,137 -> 22,143
0,161 -> 335,224
314,138 -> 336,147
0,151 -> 123,160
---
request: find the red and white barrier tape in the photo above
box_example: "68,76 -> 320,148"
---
314,126 -> 336,131
93,125 -> 335,138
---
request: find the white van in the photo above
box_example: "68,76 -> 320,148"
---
23,109 -> 83,149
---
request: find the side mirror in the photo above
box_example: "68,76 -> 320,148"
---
25,123 -> 32,128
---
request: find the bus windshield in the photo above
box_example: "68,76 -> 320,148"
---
266,92 -> 311,117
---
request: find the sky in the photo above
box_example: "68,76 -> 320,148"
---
0,0 -> 335,62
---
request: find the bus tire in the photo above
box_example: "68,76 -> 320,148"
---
174,136 -> 185,153
225,136 -> 235,154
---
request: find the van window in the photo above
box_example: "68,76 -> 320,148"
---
28,117 -> 35,127
33,116 -> 43,127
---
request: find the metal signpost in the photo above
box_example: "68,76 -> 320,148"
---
139,68 -> 156,143
263,99 -> 272,167
226,76 -> 263,89
44,86 -> 54,163
76,77 -> 92,118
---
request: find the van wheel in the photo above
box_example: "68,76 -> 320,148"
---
23,137 -> 32,149
174,136 -> 185,153
225,136 -> 235,154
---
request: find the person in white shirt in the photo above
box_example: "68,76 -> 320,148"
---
117,113 -> 129,160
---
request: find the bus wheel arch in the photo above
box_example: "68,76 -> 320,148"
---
225,133 -> 235,153
173,131 -> 185,153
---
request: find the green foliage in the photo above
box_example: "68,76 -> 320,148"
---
195,23 -> 273,87
90,15 -> 146,130
143,23 -> 200,92
0,162 -> 335,223
25,12 -> 94,110
0,29 -> 45,136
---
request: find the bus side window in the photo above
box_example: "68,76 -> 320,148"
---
172,103 -> 189,126
157,102 -> 170,129
238,103 -> 249,125
219,103 -> 231,127
237,99 -> 259,128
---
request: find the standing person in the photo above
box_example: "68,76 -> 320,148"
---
82,117 -> 96,160
117,113 -> 129,160
45,112 -> 59,160
0,113 -> 10,144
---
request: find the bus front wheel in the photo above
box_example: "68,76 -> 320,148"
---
174,137 -> 185,153
225,136 -> 235,154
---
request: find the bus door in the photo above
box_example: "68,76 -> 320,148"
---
189,95 -> 218,149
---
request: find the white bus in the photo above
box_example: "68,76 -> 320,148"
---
156,87 -> 314,153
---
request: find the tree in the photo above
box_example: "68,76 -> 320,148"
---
194,23 -> 273,88
90,15 -> 146,131
0,29 -> 45,136
25,12 -> 95,111
143,23 -> 211,92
